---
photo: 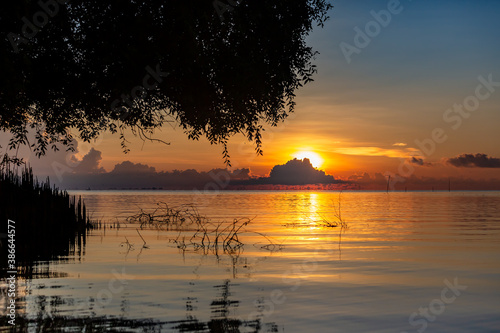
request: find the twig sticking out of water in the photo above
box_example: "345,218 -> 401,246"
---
120,236 -> 134,251
183,217 -> 252,256
136,229 -> 149,249
318,192 -> 349,254
126,204 -> 276,256
127,202 -> 189,230
253,232 -> 286,253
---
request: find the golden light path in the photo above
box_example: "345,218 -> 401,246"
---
292,151 -> 324,169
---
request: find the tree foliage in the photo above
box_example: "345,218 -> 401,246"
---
0,0 -> 332,164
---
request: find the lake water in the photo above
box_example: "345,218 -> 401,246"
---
1,191 -> 500,332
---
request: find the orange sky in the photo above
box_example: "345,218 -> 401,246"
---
2,1 -> 499,187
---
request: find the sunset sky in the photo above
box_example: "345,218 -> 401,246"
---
7,0 -> 500,188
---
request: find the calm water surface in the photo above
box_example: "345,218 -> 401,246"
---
2,191 -> 500,332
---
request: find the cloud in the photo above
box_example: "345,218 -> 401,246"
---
409,157 -> 425,165
73,148 -> 106,174
348,172 -> 371,182
240,158 -> 339,185
408,157 -> 433,166
111,161 -> 156,174
446,153 -> 500,168
332,146 -> 421,159
0,135 -> 106,180
56,158 -> 252,189
347,172 -> 386,184
393,142 -> 407,147
0,129 -> 108,179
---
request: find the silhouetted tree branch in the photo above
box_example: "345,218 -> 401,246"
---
0,0 -> 333,164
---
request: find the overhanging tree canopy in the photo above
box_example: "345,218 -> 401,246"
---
0,0 -> 332,164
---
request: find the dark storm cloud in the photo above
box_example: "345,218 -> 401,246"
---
73,148 -> 106,174
111,160 -> 156,174
58,155 -> 251,190
446,153 -> 500,168
408,157 -> 433,167
410,157 -> 425,166
239,158 -> 339,185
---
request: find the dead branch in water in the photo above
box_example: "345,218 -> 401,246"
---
120,236 -> 134,252
126,204 -> 278,256
136,229 -> 149,249
318,192 -> 350,255
126,202 -> 189,230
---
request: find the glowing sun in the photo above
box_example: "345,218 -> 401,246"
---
293,151 -> 324,169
